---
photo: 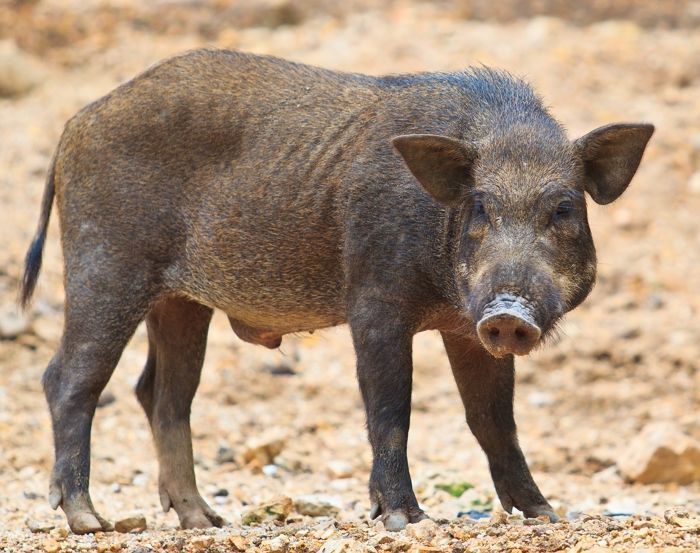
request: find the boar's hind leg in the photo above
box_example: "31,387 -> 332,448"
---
349,301 -> 427,531
441,332 -> 558,521
43,275 -> 151,534
135,296 -> 225,529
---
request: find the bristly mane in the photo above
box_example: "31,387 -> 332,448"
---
460,67 -> 566,141
460,67 -> 545,111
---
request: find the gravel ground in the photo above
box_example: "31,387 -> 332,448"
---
1,1 -> 699,551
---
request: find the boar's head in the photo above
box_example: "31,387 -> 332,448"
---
393,121 -> 653,357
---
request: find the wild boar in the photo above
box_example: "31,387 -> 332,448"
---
20,49 -> 653,533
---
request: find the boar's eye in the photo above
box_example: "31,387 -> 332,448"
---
554,199 -> 574,219
473,198 -> 487,217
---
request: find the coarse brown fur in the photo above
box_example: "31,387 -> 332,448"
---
20,49 -> 653,533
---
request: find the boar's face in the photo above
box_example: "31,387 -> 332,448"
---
393,122 -> 653,357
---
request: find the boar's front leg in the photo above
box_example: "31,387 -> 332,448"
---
441,331 -> 558,521
349,300 -> 427,531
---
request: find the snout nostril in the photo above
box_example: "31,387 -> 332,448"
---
477,302 -> 542,356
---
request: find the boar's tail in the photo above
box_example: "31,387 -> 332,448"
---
20,152 -> 57,309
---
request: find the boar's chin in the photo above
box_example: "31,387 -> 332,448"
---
475,293 -> 545,357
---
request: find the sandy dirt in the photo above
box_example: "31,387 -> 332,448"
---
1,1 -> 699,551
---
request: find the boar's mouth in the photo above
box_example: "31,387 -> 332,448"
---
474,293 -> 557,357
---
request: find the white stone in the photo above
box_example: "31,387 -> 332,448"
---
295,494 -> 343,517
618,421 -> 700,484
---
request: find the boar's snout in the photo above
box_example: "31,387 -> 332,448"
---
476,294 -> 542,357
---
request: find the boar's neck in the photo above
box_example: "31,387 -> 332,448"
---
348,69 -> 564,314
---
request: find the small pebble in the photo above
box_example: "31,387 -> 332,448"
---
216,445 -> 236,464
457,510 -> 491,520
405,518 -> 440,541
264,362 -> 297,376
131,473 -> 148,487
524,517 -> 546,526
327,459 -> 354,478
26,519 -> 55,533
42,539 -> 60,553
262,534 -> 289,552
114,515 -> 147,533
507,514 -> 524,526
51,528 -> 69,539
490,510 -> 507,525
0,307 -> 30,338
295,494 -> 343,517
689,172 -> 700,194
190,536 -> 214,551
228,535 -> 247,550
241,496 -> 293,525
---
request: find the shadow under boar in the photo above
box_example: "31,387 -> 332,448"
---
20,49 -> 653,533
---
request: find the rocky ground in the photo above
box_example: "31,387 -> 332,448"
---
1,1 -> 700,551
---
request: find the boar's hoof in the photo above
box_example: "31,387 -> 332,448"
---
493,480 -> 557,522
180,506 -> 227,530
68,511 -> 114,534
523,505 -> 559,523
374,509 -> 428,531
383,512 -> 409,531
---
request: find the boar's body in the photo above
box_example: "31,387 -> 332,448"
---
53,50 -> 522,338
22,49 -> 653,534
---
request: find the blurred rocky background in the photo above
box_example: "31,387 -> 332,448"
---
1,1 -> 699,551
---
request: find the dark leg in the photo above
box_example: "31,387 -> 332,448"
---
441,331 -> 557,521
349,301 -> 426,531
134,337 -> 156,419
44,278 -> 150,534
135,296 -> 224,529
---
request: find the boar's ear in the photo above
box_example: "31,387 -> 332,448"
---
574,123 -> 654,205
392,134 -> 477,207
